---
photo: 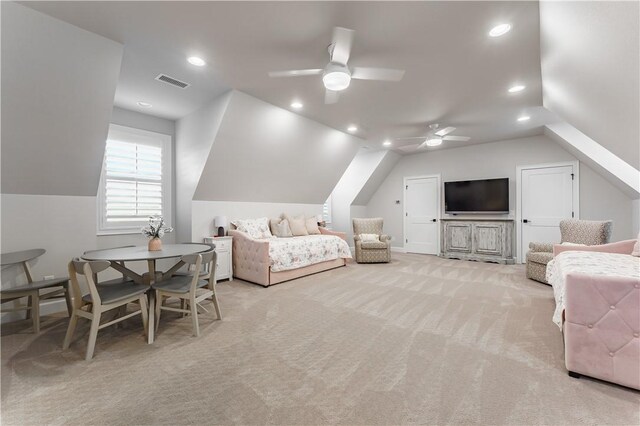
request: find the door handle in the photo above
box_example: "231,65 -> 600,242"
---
432,219 -> 437,222
523,219 -> 529,223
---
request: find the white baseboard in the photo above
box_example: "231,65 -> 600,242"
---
391,246 -> 406,253
0,299 -> 67,324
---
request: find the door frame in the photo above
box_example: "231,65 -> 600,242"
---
515,161 -> 579,263
403,174 -> 442,255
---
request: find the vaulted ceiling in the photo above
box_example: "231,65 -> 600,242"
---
22,1 -> 545,152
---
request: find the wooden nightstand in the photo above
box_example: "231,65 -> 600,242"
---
203,236 -> 233,281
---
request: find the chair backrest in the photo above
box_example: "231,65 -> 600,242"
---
67,258 -> 111,307
181,250 -> 216,292
353,218 -> 384,236
560,219 -> 613,245
0,249 -> 46,283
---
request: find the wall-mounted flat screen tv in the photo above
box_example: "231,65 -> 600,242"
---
444,178 -> 509,214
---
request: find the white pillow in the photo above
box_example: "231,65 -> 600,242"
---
233,217 -> 272,239
273,219 -> 293,238
360,233 -> 379,242
561,242 -> 587,246
305,216 -> 321,235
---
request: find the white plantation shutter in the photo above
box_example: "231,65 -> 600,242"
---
322,197 -> 332,224
98,125 -> 172,234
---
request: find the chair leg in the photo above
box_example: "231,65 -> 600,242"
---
63,312 -> 78,350
31,292 -> 40,333
190,296 -> 199,337
211,291 -> 222,320
181,299 -> 187,317
63,284 -> 73,317
85,309 -> 101,361
155,292 -> 162,333
25,295 -> 32,320
139,295 -> 149,338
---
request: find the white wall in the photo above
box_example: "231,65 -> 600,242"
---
1,2 -> 123,196
366,135 -> 635,255
0,194 -> 176,321
191,200 -> 322,241
539,0 -> 639,169
175,91 -> 232,242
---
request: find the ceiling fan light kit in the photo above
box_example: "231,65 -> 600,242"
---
322,63 -> 351,91
425,138 -> 443,147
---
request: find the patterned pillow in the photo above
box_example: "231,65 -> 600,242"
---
233,217 -> 272,239
632,232 -> 640,257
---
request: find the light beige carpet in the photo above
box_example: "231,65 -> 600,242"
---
1,253 -> 639,425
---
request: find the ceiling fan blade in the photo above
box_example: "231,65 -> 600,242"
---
434,126 -> 456,137
394,136 -> 428,141
330,27 -> 354,64
351,67 -> 405,81
325,89 -> 340,104
268,69 -> 323,78
443,135 -> 471,141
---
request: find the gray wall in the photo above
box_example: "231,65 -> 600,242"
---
193,91 -> 362,203
1,2 -> 123,196
367,135 -> 635,250
539,1 -> 639,169
175,91 -> 232,242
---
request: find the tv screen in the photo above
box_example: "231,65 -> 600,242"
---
444,178 -> 509,213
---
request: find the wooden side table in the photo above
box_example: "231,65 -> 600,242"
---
203,236 -> 233,281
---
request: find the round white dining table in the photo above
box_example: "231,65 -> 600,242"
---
82,243 -> 212,344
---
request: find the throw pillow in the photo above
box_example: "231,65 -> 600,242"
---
234,217 -> 272,239
286,214 -> 309,236
360,233 -> 380,242
273,219 -> 293,238
269,218 -> 281,235
305,216 -> 321,235
632,232 -> 640,257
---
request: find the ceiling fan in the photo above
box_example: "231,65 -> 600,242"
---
395,124 -> 471,152
268,27 -> 405,104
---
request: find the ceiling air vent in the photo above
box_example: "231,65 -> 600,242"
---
155,74 -> 190,89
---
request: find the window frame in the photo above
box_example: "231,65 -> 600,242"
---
97,124 -> 172,236
322,196 -> 332,224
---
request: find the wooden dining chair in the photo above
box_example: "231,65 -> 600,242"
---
63,259 -> 149,360
0,249 -> 71,333
152,250 -> 221,338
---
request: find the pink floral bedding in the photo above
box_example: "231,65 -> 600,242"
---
268,235 -> 352,272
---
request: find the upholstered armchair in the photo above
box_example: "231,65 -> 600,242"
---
526,219 -> 613,284
352,218 -> 391,263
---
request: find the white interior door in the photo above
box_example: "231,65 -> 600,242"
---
520,165 -> 576,261
405,176 -> 440,254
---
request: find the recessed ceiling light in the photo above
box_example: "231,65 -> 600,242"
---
508,85 -> 526,93
383,140 -> 392,147
347,125 -> 358,132
425,138 -> 443,147
517,116 -> 531,122
290,101 -> 303,109
187,56 -> 206,67
137,101 -> 152,108
489,23 -> 511,37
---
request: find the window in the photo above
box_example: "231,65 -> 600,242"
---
322,196 -> 332,224
97,124 -> 172,234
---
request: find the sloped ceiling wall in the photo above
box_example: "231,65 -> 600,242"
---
193,91 -> 362,203
1,2 -> 123,196
539,0 -> 639,169
352,151 -> 401,206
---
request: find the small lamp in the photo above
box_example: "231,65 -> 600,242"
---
214,216 -> 228,237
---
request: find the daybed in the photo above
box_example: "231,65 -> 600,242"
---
546,239 -> 640,389
229,227 -> 351,287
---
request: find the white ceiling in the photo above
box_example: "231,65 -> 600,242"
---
22,1 -> 546,153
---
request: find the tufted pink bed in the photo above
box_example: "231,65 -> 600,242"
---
548,239 -> 639,389
228,227 -> 349,287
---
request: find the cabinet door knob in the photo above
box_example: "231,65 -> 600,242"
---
523,219 -> 529,223
432,219 -> 437,222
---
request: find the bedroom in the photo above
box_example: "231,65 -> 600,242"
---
1,1 -> 639,425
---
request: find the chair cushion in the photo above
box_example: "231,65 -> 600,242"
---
361,240 -> 388,250
151,276 -> 209,293
526,251 -> 554,265
1,277 -> 69,293
83,282 -> 148,305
